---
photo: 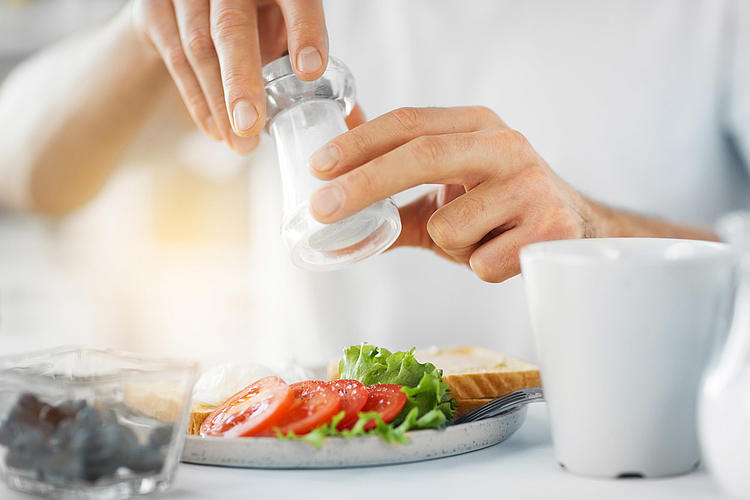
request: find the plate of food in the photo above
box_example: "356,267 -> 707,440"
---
180,344 -> 541,469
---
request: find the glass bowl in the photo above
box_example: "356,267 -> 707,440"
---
0,347 -> 198,499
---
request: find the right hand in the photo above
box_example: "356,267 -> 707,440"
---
132,0 -> 328,153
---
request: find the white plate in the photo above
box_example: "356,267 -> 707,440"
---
180,406 -> 527,469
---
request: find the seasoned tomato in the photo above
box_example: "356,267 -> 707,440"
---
264,381 -> 341,436
327,379 -> 368,431
200,376 -> 293,438
361,384 -> 407,430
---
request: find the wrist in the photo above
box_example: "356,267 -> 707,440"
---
581,197 -> 619,238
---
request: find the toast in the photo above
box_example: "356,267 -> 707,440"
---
188,403 -> 216,435
414,346 -> 541,400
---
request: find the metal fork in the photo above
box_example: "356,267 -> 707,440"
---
452,387 -> 544,425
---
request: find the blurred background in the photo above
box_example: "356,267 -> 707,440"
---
0,0 -> 300,367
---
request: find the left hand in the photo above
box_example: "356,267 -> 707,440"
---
308,106 -> 601,283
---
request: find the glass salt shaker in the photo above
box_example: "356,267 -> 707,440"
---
699,211 -> 750,500
262,55 -> 401,271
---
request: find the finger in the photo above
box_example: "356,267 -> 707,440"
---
345,103 -> 365,130
310,106 -> 505,179
468,229 -> 529,283
309,130 -> 504,223
174,0 -> 233,143
146,0 -> 219,139
211,0 -> 266,137
426,179 -> 519,262
389,186 -> 465,261
277,0 -> 328,80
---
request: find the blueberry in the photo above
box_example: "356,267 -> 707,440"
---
49,419 -> 75,450
112,424 -> 139,465
38,452 -> 84,484
70,423 -> 100,456
82,459 -> 119,483
84,422 -> 121,463
148,425 -> 173,448
5,427 -> 51,471
127,444 -> 164,473
74,406 -> 101,429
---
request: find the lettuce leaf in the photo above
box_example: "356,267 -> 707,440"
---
339,343 -> 456,426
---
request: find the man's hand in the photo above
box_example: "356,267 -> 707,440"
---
132,0 -> 328,153
308,106 -> 717,283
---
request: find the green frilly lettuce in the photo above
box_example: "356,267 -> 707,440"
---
338,343 -> 456,428
279,343 -> 457,447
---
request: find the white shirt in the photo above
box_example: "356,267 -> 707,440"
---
243,0 -> 750,365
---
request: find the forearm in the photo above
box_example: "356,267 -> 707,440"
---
590,200 -> 720,241
0,5 -> 168,215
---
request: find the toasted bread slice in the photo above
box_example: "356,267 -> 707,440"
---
453,398 -> 495,418
188,403 -> 216,435
414,346 -> 540,400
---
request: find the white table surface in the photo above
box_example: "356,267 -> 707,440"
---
6,404 -> 722,500
0,404 -> 724,500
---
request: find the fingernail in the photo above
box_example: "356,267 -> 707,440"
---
309,145 -> 340,172
297,46 -> 323,74
204,116 -> 221,141
232,99 -> 259,133
311,184 -> 344,217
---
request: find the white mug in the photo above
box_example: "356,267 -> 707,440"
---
520,238 -> 735,478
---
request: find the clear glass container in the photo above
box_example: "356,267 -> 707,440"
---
699,211 -> 750,499
0,347 -> 198,500
263,55 -> 401,271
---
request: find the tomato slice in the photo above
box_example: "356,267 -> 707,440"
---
200,376 -> 293,438
360,384 -> 407,430
263,381 -> 341,436
327,379 -> 368,431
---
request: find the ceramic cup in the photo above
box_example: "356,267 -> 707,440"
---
520,238 -> 736,478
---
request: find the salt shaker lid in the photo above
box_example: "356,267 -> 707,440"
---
262,54 -> 356,128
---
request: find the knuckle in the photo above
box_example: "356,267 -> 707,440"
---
522,163 -> 550,186
426,211 -> 458,249
490,128 -> 530,154
454,196 -> 486,227
184,30 -> 215,61
338,129 -> 371,156
390,107 -> 425,134
184,90 -> 207,111
346,166 -> 378,196
221,69 -> 252,94
473,105 -> 501,125
211,7 -> 252,41
286,18 -> 322,38
538,207 -> 583,240
161,43 -> 189,71
409,136 -> 445,165
471,248 -> 519,283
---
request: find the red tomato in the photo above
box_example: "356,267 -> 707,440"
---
263,381 -> 341,436
360,384 -> 407,430
327,379 -> 368,431
200,376 -> 293,438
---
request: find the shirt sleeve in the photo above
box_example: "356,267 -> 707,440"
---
725,0 -> 750,166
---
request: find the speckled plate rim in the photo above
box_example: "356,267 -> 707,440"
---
180,406 -> 527,469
